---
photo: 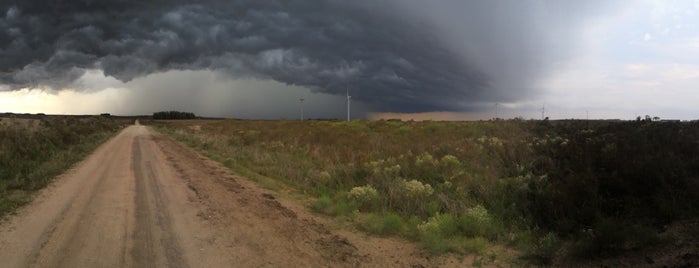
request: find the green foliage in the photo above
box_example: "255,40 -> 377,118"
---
309,195 -> 334,215
419,213 -> 459,237
360,212 -> 405,236
419,227 -> 451,254
459,237 -> 488,254
222,158 -> 234,168
520,232 -> 561,265
309,194 -> 357,219
417,212 -> 489,254
458,205 -> 503,240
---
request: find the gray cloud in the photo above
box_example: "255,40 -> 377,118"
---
0,0 -> 612,113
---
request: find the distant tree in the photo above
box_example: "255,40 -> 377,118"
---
153,111 -> 196,120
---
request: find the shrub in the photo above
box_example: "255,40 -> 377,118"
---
360,212 -> 405,236
419,213 -> 459,237
402,179 -> 434,198
458,205 -> 502,240
361,213 -> 384,234
459,237 -> 488,254
393,179 -> 434,216
222,158 -> 234,167
348,185 -> 380,212
521,232 -> 560,265
310,195 -> 334,215
420,227 -> 450,254
405,216 -> 422,240
382,213 -> 405,235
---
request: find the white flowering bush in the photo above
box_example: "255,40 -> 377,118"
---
459,205 -> 501,239
365,159 -> 401,177
440,155 -> 461,167
439,154 -> 464,181
349,184 -> 380,211
415,152 -> 437,167
477,136 -> 503,147
401,179 -> 434,198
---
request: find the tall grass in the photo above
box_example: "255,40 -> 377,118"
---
0,116 -> 128,217
151,119 -> 699,262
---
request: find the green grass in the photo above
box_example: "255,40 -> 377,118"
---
148,118 -> 699,263
359,212 -> 404,236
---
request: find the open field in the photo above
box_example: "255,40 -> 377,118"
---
0,114 -> 130,217
150,118 -> 699,266
0,115 -> 696,266
0,121 -> 486,267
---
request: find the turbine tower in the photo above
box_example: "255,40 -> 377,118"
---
541,104 -> 546,120
299,97 -> 305,121
495,102 -> 499,120
346,88 -> 351,122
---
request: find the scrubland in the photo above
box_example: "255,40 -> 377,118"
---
151,118 -> 699,264
0,115 -> 129,217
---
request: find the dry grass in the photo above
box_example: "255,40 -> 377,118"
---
150,118 -> 699,263
0,115 -> 129,217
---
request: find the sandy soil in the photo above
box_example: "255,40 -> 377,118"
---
0,124 -> 484,267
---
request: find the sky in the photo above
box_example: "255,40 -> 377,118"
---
0,0 -> 698,120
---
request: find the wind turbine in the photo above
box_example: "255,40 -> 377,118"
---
299,97 -> 305,121
541,104 -> 546,120
494,102 -> 499,120
346,88 -> 351,122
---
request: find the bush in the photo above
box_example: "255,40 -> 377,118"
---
382,213 -> 405,235
348,185 -> 380,212
521,232 -> 561,265
459,237 -> 488,254
310,195 -> 334,215
360,212 -> 405,236
419,213 -> 459,237
419,228 -> 451,254
458,205 -> 502,240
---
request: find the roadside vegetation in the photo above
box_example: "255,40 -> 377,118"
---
150,118 -> 699,264
0,115 -> 129,218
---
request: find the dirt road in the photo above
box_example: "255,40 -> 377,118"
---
0,124 -> 451,267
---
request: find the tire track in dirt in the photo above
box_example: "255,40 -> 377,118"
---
132,136 -> 187,268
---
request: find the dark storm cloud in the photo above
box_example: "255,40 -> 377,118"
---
0,0 -> 608,112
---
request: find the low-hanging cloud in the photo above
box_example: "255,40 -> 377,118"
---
0,0 -> 611,112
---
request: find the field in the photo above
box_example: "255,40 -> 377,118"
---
150,118 -> 699,265
0,114 -> 130,217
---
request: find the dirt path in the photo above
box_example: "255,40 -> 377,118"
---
0,124 -> 467,267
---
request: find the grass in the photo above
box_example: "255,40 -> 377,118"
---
148,118 -> 699,263
0,115 -> 129,217
359,212 -> 404,236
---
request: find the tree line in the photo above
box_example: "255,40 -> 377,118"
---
152,111 -> 196,120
